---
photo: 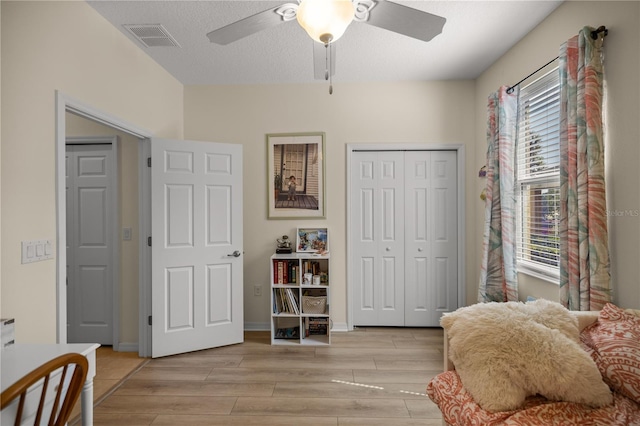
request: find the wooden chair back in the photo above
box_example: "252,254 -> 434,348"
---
1,352 -> 88,426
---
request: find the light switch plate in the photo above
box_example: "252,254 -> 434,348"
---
22,239 -> 54,264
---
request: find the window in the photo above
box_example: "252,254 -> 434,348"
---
516,68 -> 560,281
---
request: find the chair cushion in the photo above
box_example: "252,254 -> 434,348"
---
440,299 -> 612,412
582,303 -> 640,404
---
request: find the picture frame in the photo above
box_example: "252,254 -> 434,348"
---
296,227 -> 328,253
267,132 -> 325,219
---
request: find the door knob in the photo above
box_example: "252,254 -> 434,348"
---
385,247 -> 391,251
418,248 -> 424,252
227,250 -> 241,257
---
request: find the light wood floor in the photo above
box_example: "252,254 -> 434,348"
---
69,346 -> 149,425
83,328 -> 445,425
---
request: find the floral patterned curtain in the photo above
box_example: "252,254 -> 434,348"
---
478,86 -> 519,303
559,27 -> 611,310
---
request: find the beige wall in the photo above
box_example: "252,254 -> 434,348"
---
3,0 -> 638,345
475,1 -> 640,309
65,113 -> 140,346
1,1 -> 183,343
184,81 -> 477,327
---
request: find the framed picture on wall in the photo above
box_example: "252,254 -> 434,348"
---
267,132 -> 325,219
296,227 -> 328,253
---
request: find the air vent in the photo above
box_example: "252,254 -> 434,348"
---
123,24 -> 180,48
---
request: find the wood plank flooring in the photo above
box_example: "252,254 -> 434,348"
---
69,346 -> 148,424
89,328 -> 444,425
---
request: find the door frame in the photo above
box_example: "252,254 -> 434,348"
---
345,143 -> 466,330
55,91 -> 153,353
65,136 -> 119,346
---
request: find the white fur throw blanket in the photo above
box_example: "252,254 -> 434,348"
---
440,299 -> 613,412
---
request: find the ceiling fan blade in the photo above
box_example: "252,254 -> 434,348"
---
207,7 -> 286,45
365,0 -> 446,42
313,42 -> 336,80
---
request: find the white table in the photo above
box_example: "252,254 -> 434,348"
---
1,343 -> 100,425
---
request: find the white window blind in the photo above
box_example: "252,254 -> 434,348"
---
516,68 -> 561,278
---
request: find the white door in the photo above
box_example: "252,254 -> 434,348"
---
151,138 -> 243,358
351,150 -> 458,327
404,151 -> 458,326
351,152 -> 405,326
66,144 -> 115,344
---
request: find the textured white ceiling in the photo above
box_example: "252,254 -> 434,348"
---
88,0 -> 563,85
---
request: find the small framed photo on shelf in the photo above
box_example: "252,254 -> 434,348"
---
296,227 -> 328,253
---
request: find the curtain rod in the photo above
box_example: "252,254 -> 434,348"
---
506,26 -> 608,94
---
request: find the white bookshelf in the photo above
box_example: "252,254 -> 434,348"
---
270,253 -> 331,345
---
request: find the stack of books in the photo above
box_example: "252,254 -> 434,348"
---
273,288 -> 300,314
273,260 -> 298,284
301,260 -> 323,277
305,316 -> 329,336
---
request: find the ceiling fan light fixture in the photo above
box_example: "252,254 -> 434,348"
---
296,0 -> 355,44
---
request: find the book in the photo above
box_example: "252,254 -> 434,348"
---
275,288 -> 300,315
286,288 -> 300,314
277,261 -> 283,284
308,323 -> 327,335
304,316 -> 328,336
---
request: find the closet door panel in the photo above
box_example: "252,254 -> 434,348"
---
352,153 -> 379,325
405,151 -> 457,326
404,152 -> 432,326
376,153 -> 404,326
431,152 -> 458,319
352,152 -> 404,326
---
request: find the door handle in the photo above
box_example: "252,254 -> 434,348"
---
227,250 -> 241,257
385,247 -> 391,251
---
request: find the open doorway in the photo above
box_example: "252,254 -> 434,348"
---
65,136 -> 118,346
55,92 -> 153,357
56,93 -> 245,359
65,113 -> 143,350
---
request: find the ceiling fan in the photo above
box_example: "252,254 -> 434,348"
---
206,0 -> 446,92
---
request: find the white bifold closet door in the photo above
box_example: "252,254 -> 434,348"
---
351,150 -> 458,327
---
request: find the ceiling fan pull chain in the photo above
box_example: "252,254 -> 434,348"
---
324,41 -> 333,95
325,42 -> 329,81
329,42 -> 333,95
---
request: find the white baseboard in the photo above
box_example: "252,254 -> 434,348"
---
244,322 -> 270,331
116,342 -> 139,352
332,322 -> 348,332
